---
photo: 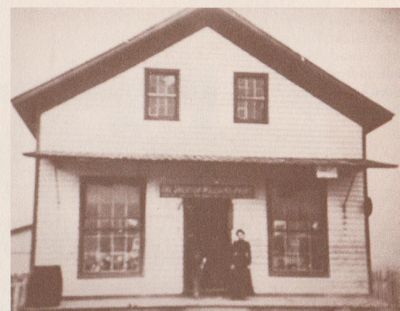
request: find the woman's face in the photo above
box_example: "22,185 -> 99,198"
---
237,232 -> 245,240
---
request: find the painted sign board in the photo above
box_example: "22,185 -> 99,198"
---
160,184 -> 255,198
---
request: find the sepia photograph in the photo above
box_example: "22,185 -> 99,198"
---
8,3 -> 400,311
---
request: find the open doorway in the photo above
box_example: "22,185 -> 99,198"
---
183,198 -> 232,296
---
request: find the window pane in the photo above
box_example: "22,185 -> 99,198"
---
149,75 -> 157,93
166,98 -> 176,117
84,219 -> 98,231
114,235 -> 126,252
158,97 -> 167,117
99,204 -> 112,218
247,78 -> 255,97
99,254 -> 112,271
127,187 -> 141,219
164,75 -> 176,95
127,233 -> 141,255
85,203 -> 98,217
157,76 -> 166,94
272,231 -> 285,255
148,97 -> 159,117
255,100 -> 264,118
311,234 -> 326,271
126,218 -> 140,229
255,79 -> 264,97
238,78 -> 246,89
112,219 -> 125,230
99,219 -> 111,230
127,257 -> 141,273
83,254 -> 100,272
113,255 -> 125,270
236,101 -> 248,120
84,235 -> 97,252
114,203 -> 125,218
100,234 -> 111,252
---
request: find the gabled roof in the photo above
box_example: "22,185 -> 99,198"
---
12,8 -> 394,136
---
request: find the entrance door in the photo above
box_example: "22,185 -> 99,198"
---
184,198 -> 232,296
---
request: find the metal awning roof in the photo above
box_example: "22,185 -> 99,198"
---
24,151 -> 397,168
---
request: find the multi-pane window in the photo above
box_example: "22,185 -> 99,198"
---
145,68 -> 179,120
79,178 -> 144,277
268,176 -> 329,277
234,73 -> 268,123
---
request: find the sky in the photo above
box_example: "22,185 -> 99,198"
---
10,7 -> 400,269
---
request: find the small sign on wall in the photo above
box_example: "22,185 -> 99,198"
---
160,184 -> 255,198
316,166 -> 338,179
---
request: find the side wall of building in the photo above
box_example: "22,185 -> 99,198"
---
34,159 -> 368,297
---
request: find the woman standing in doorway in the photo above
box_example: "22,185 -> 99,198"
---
229,229 -> 254,299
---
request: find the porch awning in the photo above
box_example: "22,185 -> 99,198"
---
24,151 -> 397,169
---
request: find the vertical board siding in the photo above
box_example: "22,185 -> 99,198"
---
35,160 -> 368,297
40,28 -> 362,159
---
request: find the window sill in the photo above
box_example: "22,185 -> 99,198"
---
269,270 -> 330,278
78,271 -> 144,279
234,119 -> 268,124
144,117 -> 179,121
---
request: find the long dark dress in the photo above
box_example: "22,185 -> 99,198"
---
229,239 -> 254,299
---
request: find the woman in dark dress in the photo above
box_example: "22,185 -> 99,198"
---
229,229 -> 254,299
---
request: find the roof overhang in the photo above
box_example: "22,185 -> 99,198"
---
24,151 -> 398,169
12,8 -> 394,137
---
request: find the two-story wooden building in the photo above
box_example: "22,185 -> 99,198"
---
13,8 -> 396,310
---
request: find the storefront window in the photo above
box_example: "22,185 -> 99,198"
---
268,177 -> 329,277
79,178 -> 144,277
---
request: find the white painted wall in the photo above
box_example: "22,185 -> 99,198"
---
35,159 -> 368,296
40,28 -> 362,159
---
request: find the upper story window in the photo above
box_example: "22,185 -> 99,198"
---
234,72 -> 268,123
79,177 -> 145,278
268,175 -> 329,277
145,68 -> 179,120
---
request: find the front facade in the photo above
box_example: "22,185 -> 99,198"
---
13,8 -> 396,308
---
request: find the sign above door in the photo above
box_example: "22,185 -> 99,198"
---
160,184 -> 255,199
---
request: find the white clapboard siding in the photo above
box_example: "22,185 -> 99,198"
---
35,159 -> 368,297
40,28 -> 362,159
